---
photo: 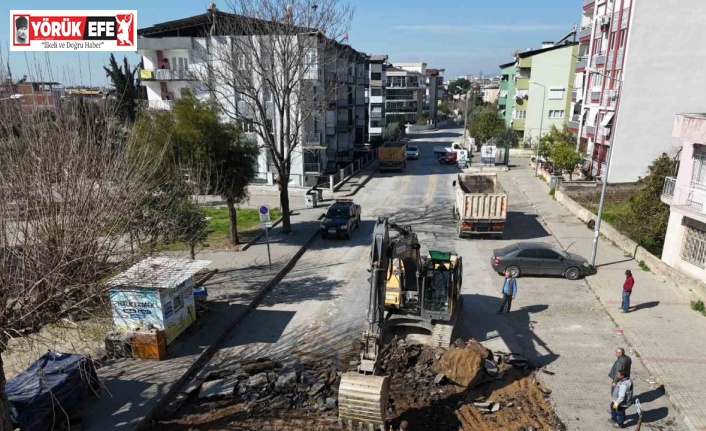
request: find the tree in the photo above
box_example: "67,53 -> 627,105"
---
468,108 -> 505,149
538,125 -> 576,160
384,122 -> 404,142
190,1 -> 353,234
448,77 -> 471,96
615,153 -> 678,256
549,142 -> 585,180
165,186 -> 209,259
0,91 -> 181,427
104,54 -> 141,123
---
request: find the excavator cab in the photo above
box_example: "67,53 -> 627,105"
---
421,250 -> 462,323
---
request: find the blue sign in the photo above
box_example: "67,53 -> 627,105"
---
259,205 -> 269,215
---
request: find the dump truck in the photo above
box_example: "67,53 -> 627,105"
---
453,173 -> 508,237
377,142 -> 406,172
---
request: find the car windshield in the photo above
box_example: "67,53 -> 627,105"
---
556,249 -> 570,259
326,207 -> 349,219
408,146 -> 417,151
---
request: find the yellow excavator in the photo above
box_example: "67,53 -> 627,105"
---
338,217 -> 463,429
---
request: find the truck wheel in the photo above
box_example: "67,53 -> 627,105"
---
457,222 -> 464,239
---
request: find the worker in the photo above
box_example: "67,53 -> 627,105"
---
610,370 -> 633,428
497,271 -> 517,314
609,347 -> 632,392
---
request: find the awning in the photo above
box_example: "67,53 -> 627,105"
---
600,112 -> 615,127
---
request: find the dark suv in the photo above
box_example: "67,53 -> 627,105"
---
320,200 -> 362,239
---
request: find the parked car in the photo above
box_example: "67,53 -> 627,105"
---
439,151 -> 457,165
490,242 -> 590,280
406,144 -> 419,160
320,199 -> 362,239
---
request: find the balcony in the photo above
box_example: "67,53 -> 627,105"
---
662,177 -> 676,204
337,120 -> 351,132
592,53 -> 606,67
578,26 -> 592,41
590,90 -> 601,101
575,56 -> 588,71
386,94 -> 416,101
140,68 -> 193,81
668,183 -> 706,221
141,100 -> 174,110
585,125 -> 596,136
302,132 -> 323,148
571,90 -> 578,101
304,162 -> 322,174
568,120 -> 580,130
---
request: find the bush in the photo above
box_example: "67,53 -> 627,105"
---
384,122 -> 404,142
415,115 -> 428,126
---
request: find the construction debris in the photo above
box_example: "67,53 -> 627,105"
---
148,339 -> 565,431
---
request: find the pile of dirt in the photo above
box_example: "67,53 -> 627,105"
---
150,338 -> 564,431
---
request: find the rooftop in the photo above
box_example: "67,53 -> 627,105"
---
517,42 -> 578,59
370,54 -> 389,62
108,257 -> 212,290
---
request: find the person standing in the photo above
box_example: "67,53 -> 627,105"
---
497,271 -> 517,314
610,370 -> 634,428
609,347 -> 632,391
622,270 -> 634,313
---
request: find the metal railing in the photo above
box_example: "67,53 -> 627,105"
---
328,151 -> 377,191
143,69 -> 193,81
141,100 -> 174,110
662,177 -> 677,199
303,132 -> 322,147
304,162 -> 322,174
672,184 -> 706,214
578,27 -> 592,40
575,56 -> 588,70
585,125 -> 596,135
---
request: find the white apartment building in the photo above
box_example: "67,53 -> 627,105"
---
368,55 -> 387,142
571,0 -> 706,182
137,8 -> 369,188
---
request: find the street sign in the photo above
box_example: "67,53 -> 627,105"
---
259,205 -> 271,223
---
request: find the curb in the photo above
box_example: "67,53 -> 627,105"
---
135,227 -> 321,430
340,162 -> 379,197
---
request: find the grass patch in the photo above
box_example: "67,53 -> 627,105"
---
638,260 -> 650,272
692,300 -> 706,316
585,202 -> 629,225
161,207 -> 282,251
548,189 -> 556,197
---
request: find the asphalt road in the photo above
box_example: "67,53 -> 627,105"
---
205,127 -> 683,430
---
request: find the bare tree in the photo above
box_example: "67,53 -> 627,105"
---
0,91 -> 187,428
191,0 -> 353,233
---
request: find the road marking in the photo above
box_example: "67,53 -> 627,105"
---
423,167 -> 438,206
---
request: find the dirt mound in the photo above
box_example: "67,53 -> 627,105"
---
149,339 -> 564,431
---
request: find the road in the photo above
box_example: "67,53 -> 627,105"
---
204,127 -> 683,430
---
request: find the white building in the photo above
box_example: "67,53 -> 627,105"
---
137,8 -> 370,187
368,55 -> 387,142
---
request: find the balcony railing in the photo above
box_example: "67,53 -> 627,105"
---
670,183 -> 706,216
578,27 -> 592,40
571,90 -> 578,100
568,120 -> 580,130
576,56 -> 588,70
140,69 -> 193,81
141,100 -> 174,110
304,162 -> 322,174
662,177 -> 677,201
590,90 -> 601,100
386,94 -> 416,101
303,132 -> 322,147
593,53 -> 606,67
585,125 -> 596,135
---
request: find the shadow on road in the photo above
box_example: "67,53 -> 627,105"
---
502,211 -> 550,240
631,301 -> 660,312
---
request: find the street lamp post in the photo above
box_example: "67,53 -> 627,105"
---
530,81 -> 546,177
586,67 -> 623,267
451,87 -> 472,147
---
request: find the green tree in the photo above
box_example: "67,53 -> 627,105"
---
538,125 -> 576,160
415,115 -> 429,126
104,53 -> 141,123
166,191 -> 208,259
448,77 -> 471,96
468,108 -> 506,149
549,142 -> 585,180
616,153 -> 678,256
169,98 -> 258,246
384,122 -> 405,141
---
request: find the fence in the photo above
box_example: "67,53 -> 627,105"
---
328,151 -> 377,192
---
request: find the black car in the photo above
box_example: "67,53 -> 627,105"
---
320,199 -> 361,239
490,242 -> 590,280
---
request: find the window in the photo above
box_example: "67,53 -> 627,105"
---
609,32 -> 616,50
548,88 -> 565,100
240,118 -> 256,133
513,110 -> 527,119
263,86 -> 272,102
518,249 -> 538,258
619,30 -> 627,48
371,72 -> 382,80
371,88 -> 383,96
548,110 -> 565,119
173,294 -> 184,311
537,249 -> 561,260
692,146 -> 706,186
681,224 -> 706,268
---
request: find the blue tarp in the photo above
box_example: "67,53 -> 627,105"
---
6,351 -> 99,431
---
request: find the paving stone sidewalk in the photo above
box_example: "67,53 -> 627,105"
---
509,159 -> 706,431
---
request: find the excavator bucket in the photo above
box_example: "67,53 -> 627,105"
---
338,372 -> 389,429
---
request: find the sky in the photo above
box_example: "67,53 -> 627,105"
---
1,0 -> 579,86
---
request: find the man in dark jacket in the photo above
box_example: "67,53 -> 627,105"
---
610,370 -> 633,428
609,347 -> 632,391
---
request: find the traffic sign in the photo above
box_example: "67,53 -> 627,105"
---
259,205 -> 270,223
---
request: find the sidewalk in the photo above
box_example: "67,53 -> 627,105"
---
509,159 -> 706,431
83,165 -> 376,431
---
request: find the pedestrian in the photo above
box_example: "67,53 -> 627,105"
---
497,271 -> 517,314
609,370 -> 633,428
609,347 -> 632,391
622,270 -> 634,313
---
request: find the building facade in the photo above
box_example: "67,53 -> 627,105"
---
661,114 -> 706,285
523,43 -> 578,143
368,55 -> 387,142
384,64 -> 425,125
498,62 -> 516,127
0,79 -> 63,115
573,0 -> 706,183
137,9 -> 370,187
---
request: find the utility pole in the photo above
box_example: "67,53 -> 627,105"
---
530,81 -> 547,177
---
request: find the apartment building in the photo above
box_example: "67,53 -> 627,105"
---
368,55 -> 387,142
425,68 -> 444,124
384,64 -> 425,125
498,62 -> 516,127
661,114 -> 706,285
482,83 -> 500,105
572,0 -> 706,182
136,7 -> 370,187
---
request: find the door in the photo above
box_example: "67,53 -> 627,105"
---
537,248 -> 564,275
515,248 -> 539,275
